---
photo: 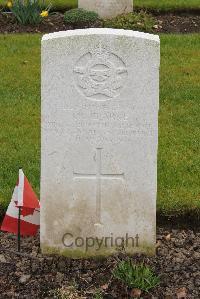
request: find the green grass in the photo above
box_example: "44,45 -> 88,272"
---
0,34 -> 200,217
158,34 -> 200,215
0,35 -> 41,211
134,0 -> 200,11
0,0 -> 77,10
1,0 -> 200,11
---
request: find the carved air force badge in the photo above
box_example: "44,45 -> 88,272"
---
74,46 -> 128,101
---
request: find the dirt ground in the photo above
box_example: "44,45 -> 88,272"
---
0,226 -> 200,298
0,12 -> 199,34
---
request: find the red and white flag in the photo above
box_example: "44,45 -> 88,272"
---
1,169 -> 40,236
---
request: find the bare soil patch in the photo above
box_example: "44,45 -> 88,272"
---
0,12 -> 199,34
155,13 -> 200,33
0,227 -> 200,298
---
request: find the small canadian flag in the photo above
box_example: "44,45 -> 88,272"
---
1,169 -> 40,236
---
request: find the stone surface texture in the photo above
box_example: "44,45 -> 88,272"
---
79,0 -> 133,18
41,28 -> 160,257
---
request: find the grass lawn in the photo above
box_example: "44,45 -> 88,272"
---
0,33 -> 200,217
134,0 -> 200,11
0,0 -> 200,11
0,0 -> 77,10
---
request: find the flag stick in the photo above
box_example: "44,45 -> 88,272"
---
17,207 -> 21,252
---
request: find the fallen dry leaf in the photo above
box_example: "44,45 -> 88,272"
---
165,234 -> 171,241
101,283 -> 109,290
130,288 -> 142,298
176,287 -> 187,299
156,240 -> 162,248
153,24 -> 159,29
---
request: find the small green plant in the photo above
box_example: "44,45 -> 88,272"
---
7,0 -> 51,25
113,259 -> 160,293
93,289 -> 103,299
104,11 -> 156,32
64,8 -> 99,26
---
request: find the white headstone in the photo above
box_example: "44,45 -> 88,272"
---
41,28 -> 160,258
79,0 -> 133,18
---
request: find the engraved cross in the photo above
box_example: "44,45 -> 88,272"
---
73,148 -> 124,225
